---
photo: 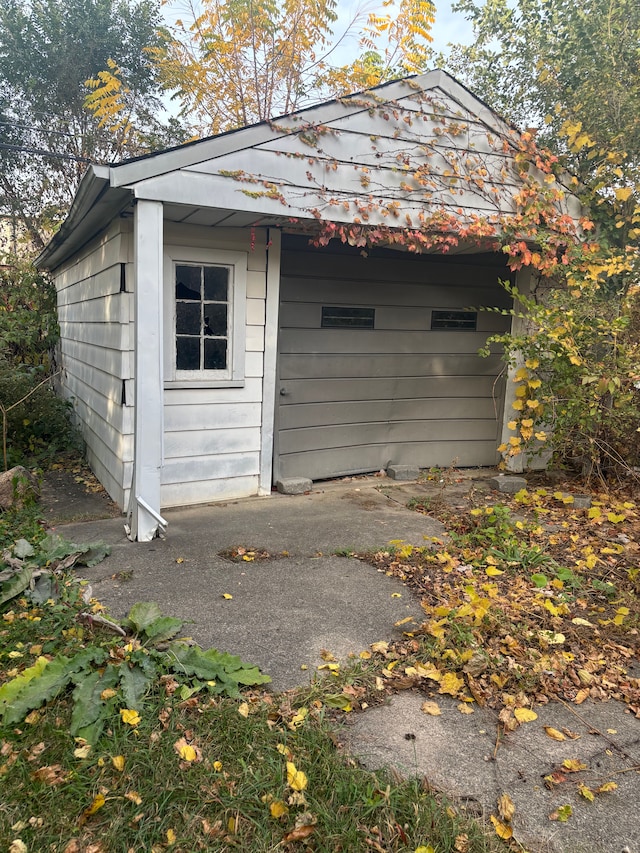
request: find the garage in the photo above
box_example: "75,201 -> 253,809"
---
275,237 -> 513,481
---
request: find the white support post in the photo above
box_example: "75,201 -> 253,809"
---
127,199 -> 166,541
258,228 -> 282,495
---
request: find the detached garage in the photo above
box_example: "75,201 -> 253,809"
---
275,237 -> 512,481
36,70 -> 581,540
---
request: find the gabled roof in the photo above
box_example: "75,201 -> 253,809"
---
38,70 -> 580,270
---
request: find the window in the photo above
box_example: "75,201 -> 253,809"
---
175,264 -> 229,371
321,306 -> 375,329
164,247 -> 247,386
431,310 -> 477,330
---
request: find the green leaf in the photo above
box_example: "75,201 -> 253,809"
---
14,538 -> 35,558
531,573 -> 549,588
164,643 -> 270,696
70,664 -> 120,743
1,647 -> 105,725
77,542 -> 111,567
0,565 -> 33,606
143,616 -> 183,644
119,663 -> 154,709
126,601 -> 163,633
0,656 -> 50,714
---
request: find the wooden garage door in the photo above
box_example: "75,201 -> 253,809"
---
275,239 -> 512,482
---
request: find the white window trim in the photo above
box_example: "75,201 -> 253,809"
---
163,245 -> 247,388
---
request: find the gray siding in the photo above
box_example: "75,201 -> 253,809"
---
275,241 -> 511,480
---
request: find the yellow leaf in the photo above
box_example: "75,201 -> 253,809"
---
120,708 -> 140,726
270,800 -> 289,818
457,703 -> 474,715
101,688 -> 117,700
514,367 -> 529,382
511,399 -> 524,411
415,662 -> 441,681
507,420 -> 517,430
607,512 -> 626,523
415,847 -> 435,853
615,187 -> 633,202
485,566 -> 504,577
111,755 -> 125,772
497,792 -> 515,822
514,707 -> 537,723
421,700 -> 442,716
574,688 -> 590,704
166,828 -> 177,846
125,791 -> 142,805
525,358 -> 539,369
238,702 -> 249,718
391,592 -> 402,598
490,815 -> 513,839
578,783 -> 595,802
73,742 -> 92,759
438,672 -> 464,696
371,641 -> 389,654
179,744 -> 197,762
359,650 -> 372,659
544,727 -> 565,741
597,781 -> 618,793
290,707 -> 308,728
562,759 -> 588,772
587,506 -> 601,519
571,618 -> 593,627
213,760 -> 223,771
394,616 -> 414,626
84,793 -> 106,817
286,761 -> 308,791
222,593 -> 233,599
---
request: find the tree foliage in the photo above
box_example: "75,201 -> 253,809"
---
145,0 -> 435,135
0,0 -> 184,244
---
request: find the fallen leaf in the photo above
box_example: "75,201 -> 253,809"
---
415,847 -> 435,853
120,708 -> 140,727
544,726 -> 566,741
173,737 -> 201,763
438,672 -> 464,696
73,740 -> 92,760
574,689 -> 590,704
421,700 -> 441,716
283,824 -> 315,842
549,804 -> 572,822
485,566 -> 504,576
9,841 -> 27,853
415,662 -> 441,681
562,759 -> 588,772
514,707 -> 538,723
286,761 -> 308,791
597,781 -> 618,793
166,828 -> 176,845
82,793 -> 106,818
578,783 -> 595,801
222,593 -> 233,600
31,765 -> 70,786
457,703 -> 475,714
111,755 -> 125,772
238,702 -> 249,718
125,791 -> 142,805
454,834 -> 469,852
270,800 -> 289,818
370,641 -> 389,654
213,760 -> 223,771
497,793 -> 515,822
490,815 -> 513,839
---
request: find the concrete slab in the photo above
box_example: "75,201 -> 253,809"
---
345,692 -> 640,853
57,483 -> 439,690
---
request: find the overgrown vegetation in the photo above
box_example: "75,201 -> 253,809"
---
373,484 -> 640,723
0,257 -> 78,469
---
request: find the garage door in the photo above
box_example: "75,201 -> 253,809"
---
275,239 -> 512,482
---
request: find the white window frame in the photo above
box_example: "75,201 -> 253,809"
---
163,245 -> 247,388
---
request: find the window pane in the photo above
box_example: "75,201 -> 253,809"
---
175,265 -> 201,300
176,336 -> 200,370
204,304 -> 227,336
204,266 -> 229,301
431,310 -> 477,330
204,338 -> 227,370
176,302 -> 201,335
321,306 -> 375,328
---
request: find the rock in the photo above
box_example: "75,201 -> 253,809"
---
276,477 -> 312,495
0,465 -> 40,510
387,464 -> 420,481
488,474 -> 527,494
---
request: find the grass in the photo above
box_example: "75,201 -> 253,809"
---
1,502 -> 508,853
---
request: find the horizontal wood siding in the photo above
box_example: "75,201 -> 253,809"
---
160,227 -> 268,508
276,241 -> 510,480
54,220 -> 132,508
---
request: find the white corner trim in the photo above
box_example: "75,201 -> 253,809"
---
127,199 -> 165,541
258,228 -> 282,495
